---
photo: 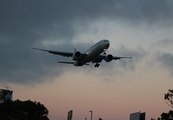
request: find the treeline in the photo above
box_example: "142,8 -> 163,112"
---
0,99 -> 49,120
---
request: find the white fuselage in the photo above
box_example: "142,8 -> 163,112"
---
83,39 -> 110,63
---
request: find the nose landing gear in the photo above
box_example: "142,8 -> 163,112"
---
103,49 -> 107,55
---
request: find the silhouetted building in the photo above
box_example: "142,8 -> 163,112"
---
67,110 -> 73,120
0,89 -> 13,103
130,111 -> 146,120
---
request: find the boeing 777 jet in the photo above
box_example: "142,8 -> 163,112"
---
33,39 -> 132,67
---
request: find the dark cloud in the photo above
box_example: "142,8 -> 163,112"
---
155,52 -> 173,75
0,0 -> 172,84
114,45 -> 147,70
1,1 -> 173,35
154,38 -> 173,47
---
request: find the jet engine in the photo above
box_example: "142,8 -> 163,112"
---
73,51 -> 81,60
104,54 -> 113,62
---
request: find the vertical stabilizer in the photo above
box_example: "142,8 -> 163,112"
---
74,48 -> 76,53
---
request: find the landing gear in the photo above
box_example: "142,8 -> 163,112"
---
95,63 -> 100,68
103,49 -> 107,55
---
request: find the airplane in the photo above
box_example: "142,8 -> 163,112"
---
33,39 -> 132,67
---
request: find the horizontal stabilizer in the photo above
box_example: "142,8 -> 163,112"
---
58,61 -> 89,65
58,61 -> 74,64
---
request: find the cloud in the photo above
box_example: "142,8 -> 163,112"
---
155,52 -> 173,75
115,45 -> 147,70
0,0 -> 172,84
1,1 -> 173,34
154,38 -> 173,47
85,45 -> 148,82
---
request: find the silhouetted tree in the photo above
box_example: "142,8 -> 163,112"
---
160,89 -> 173,120
164,89 -> 173,108
0,99 -> 49,120
161,110 -> 173,120
99,118 -> 103,120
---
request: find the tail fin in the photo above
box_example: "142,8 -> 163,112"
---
74,48 -> 76,53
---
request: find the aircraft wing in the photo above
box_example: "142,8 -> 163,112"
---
92,54 -> 132,63
112,56 -> 132,60
33,48 -> 73,57
33,48 -> 89,59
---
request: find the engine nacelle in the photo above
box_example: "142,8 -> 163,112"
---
104,54 -> 113,62
73,51 -> 81,60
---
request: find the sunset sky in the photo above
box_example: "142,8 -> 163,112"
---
1,1 -> 173,120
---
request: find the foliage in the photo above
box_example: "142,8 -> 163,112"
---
161,89 -> 173,120
0,99 -> 49,120
99,118 -> 103,120
161,110 -> 173,120
164,89 -> 173,108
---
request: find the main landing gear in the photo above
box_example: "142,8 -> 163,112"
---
95,63 -> 100,68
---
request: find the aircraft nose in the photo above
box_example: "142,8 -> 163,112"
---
102,39 -> 110,49
107,41 -> 110,47
106,41 -> 110,48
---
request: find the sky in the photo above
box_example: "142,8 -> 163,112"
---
1,0 -> 173,120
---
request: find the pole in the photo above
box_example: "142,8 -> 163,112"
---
89,111 -> 93,120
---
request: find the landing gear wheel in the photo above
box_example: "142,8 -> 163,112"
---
95,63 -> 100,68
103,49 -> 107,55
